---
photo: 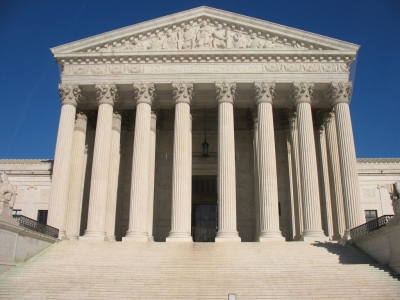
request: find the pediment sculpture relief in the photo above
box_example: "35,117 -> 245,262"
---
93,19 -> 323,53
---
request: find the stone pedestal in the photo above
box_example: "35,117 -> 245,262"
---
124,83 -> 155,242
254,82 -> 284,242
167,83 -> 194,243
65,112 -> 87,240
215,82 -> 241,243
48,84 -> 82,239
81,84 -> 118,241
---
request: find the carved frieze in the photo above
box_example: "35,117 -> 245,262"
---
84,19 -> 327,53
62,62 -> 348,76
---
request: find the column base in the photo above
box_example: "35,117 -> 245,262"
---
300,230 -> 329,242
122,236 -> 148,242
166,237 -> 193,243
215,231 -> 241,242
79,236 -> 108,241
148,236 -> 155,242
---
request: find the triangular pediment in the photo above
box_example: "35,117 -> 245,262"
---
51,6 -> 359,56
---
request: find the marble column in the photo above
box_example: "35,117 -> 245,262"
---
254,82 -> 284,241
324,111 -> 346,240
167,82 -> 194,242
124,83 -> 155,242
316,119 -> 334,239
105,112 -> 122,241
327,82 -> 364,239
215,82 -> 241,242
81,83 -> 118,241
287,111 -> 303,240
251,109 -> 260,241
48,84 -> 82,239
65,112 -> 88,240
290,82 -> 327,241
147,112 -> 157,242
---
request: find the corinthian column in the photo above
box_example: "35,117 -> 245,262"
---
287,111 -> 303,240
48,84 -> 82,239
124,83 -> 155,242
81,83 -> 118,241
105,112 -> 122,241
254,82 -> 284,241
215,82 -> 241,242
167,82 -> 194,242
290,82 -> 327,241
65,112 -> 87,240
251,109 -> 260,241
327,82 -> 363,239
147,111 -> 157,242
324,111 -> 346,239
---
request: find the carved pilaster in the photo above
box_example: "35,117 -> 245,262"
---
215,82 -> 236,104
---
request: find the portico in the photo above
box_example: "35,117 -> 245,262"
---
47,6 -> 364,243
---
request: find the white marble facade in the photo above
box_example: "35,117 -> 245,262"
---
4,7 -> 398,242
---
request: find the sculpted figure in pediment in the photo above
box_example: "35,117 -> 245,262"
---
164,29 -> 178,50
247,33 -> 263,49
212,24 -> 227,49
181,25 -> 195,49
196,20 -> 213,49
232,30 -> 247,49
148,32 -> 165,50
131,37 -> 144,50
264,36 -> 286,49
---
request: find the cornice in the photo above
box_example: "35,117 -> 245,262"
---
0,159 -> 53,165
357,158 -> 400,164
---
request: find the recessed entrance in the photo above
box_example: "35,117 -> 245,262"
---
192,176 -> 218,242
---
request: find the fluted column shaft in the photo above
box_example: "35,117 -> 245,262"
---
288,113 -> 303,240
317,123 -> 334,239
147,112 -> 157,242
48,84 -> 81,238
291,82 -> 327,241
81,84 -> 118,241
254,82 -> 284,241
335,102 -> 364,237
252,115 -> 260,241
325,112 -> 346,239
105,112 -> 122,241
215,82 -> 241,242
167,83 -> 193,242
124,83 -> 155,242
65,113 -> 87,240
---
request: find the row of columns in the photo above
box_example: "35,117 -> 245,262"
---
48,80 -> 363,242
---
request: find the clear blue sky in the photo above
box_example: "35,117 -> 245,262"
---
0,0 -> 399,159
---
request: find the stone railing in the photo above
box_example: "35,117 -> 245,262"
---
350,215 -> 394,240
13,215 -> 59,239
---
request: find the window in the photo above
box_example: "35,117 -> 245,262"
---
37,210 -> 48,225
12,209 -> 21,216
365,210 -> 377,223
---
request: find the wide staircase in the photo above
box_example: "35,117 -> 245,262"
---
1,241 -> 400,299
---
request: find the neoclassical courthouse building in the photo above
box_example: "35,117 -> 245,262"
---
2,7 -> 400,244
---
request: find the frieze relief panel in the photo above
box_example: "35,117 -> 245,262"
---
62,62 -> 348,75
81,18 -> 333,53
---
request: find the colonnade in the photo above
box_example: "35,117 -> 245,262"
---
47,81 -> 363,242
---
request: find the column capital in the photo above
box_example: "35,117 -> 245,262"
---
172,82 -> 194,105
59,84 -> 83,107
95,83 -> 118,106
254,82 -> 275,104
215,82 -> 236,104
326,82 -> 353,105
75,112 -> 88,133
290,82 -> 314,104
133,83 -> 156,106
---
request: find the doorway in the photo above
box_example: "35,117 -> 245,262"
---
192,176 -> 218,242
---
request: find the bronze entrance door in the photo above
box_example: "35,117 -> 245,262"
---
192,176 -> 218,242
